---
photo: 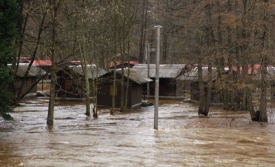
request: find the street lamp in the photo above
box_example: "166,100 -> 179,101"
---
154,25 -> 162,130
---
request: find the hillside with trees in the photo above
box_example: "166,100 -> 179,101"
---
1,0 -> 275,123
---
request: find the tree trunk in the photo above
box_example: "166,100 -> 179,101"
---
123,38 -> 131,110
47,0 -> 62,125
204,62 -> 212,116
47,69 -> 56,125
80,24 -> 90,116
14,12 -> 46,104
198,57 -> 205,115
138,0 -> 147,63
259,47 -> 268,122
93,60 -> 99,118
111,0 -> 118,115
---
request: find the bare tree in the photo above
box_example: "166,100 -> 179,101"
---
47,0 -> 63,125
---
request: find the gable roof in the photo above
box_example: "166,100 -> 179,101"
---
15,64 -> 46,77
132,64 -> 186,78
69,65 -> 107,79
100,68 -> 152,84
178,67 -> 218,82
116,68 -> 153,84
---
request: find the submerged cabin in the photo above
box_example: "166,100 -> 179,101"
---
97,68 -> 152,109
14,64 -> 46,97
55,65 -> 107,99
132,64 -> 187,99
178,67 -> 221,102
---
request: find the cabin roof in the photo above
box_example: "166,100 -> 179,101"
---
132,64 -> 186,78
69,65 -> 107,79
178,67 -> 218,82
116,68 -> 153,84
179,66 -> 275,81
16,64 -> 46,77
23,60 -> 52,66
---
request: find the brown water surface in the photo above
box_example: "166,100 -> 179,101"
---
0,98 -> 275,167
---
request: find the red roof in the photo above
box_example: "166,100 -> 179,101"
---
227,64 -> 273,75
23,60 -> 52,67
231,64 -> 260,75
109,61 -> 139,69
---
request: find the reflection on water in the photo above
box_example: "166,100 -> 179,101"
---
0,98 -> 275,166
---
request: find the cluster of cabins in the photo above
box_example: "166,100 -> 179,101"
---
15,57 -> 275,109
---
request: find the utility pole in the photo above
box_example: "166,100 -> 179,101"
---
154,25 -> 162,130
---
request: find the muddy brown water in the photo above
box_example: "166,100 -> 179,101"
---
1,98 -> 275,167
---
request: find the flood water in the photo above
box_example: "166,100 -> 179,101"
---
1,98 -> 275,167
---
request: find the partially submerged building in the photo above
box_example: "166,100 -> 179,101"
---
97,68 -> 152,109
132,64 -> 187,99
55,65 -> 107,99
14,64 -> 46,97
178,65 -> 275,103
178,67 -> 221,102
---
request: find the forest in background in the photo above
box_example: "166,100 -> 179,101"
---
1,0 -> 275,123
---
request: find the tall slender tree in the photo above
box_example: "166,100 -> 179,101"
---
47,0 -> 63,125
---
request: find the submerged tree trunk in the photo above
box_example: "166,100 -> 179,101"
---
111,64 -> 117,115
47,0 -> 62,125
198,57 -> 205,115
79,24 -> 90,117
259,50 -> 268,122
111,0 -> 118,115
83,62 -> 90,116
93,59 -> 99,118
204,62 -> 212,116
199,2 -> 213,116
47,69 -> 56,125
245,87 -> 258,121
123,38 -> 131,110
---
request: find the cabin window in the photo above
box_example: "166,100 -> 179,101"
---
182,81 -> 184,88
110,86 -> 117,96
64,80 -> 71,90
27,78 -> 32,86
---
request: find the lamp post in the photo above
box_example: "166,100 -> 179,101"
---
154,25 -> 162,130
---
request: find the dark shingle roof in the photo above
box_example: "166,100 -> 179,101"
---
16,65 -> 46,77
132,64 -> 186,78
